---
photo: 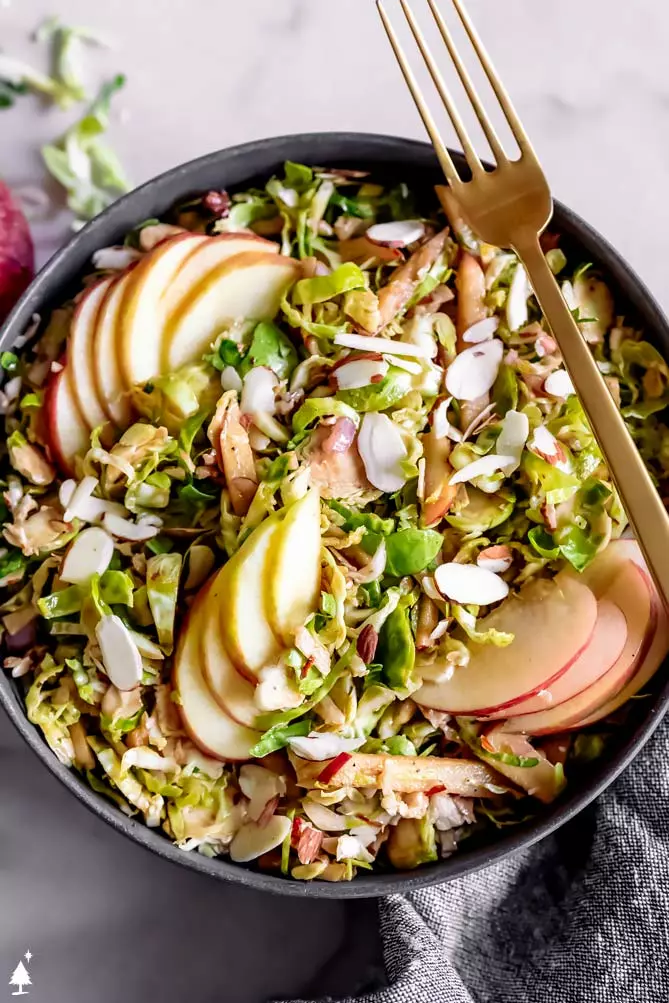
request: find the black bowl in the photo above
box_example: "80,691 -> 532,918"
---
2,133 -> 668,899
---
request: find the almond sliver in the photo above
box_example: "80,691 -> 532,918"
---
434,562 -> 509,605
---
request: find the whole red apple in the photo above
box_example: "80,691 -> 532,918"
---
0,180 -> 35,324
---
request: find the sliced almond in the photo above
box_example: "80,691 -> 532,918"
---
92,246 -> 143,271
334,332 -> 433,359
220,365 -> 243,392
303,800 -> 348,832
239,763 -> 287,821
241,366 -> 277,416
462,316 -> 499,344
449,453 -> 516,485
333,358 -> 389,390
434,562 -> 509,605
477,545 -> 513,574
496,409 -> 529,472
358,412 -> 408,493
366,219 -> 425,247
103,512 -> 161,541
96,614 -> 143,691
121,747 -> 176,772
229,815 -> 292,863
60,527 -> 115,585
445,339 -> 503,401
544,369 -> 575,398
431,397 -> 463,442
506,262 -> 531,331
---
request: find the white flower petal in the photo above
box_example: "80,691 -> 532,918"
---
434,562 -> 509,605
445,339 -> 504,401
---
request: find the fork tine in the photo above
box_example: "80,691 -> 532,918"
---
450,0 -> 534,155
426,0 -> 506,164
377,1 -> 462,189
398,0 -> 482,177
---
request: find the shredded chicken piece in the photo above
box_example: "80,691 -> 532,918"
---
3,504 -> 70,556
303,420 -> 371,500
208,394 -> 258,516
8,439 -> 55,486
291,751 -> 500,797
376,228 -> 449,330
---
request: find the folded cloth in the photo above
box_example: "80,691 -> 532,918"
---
285,715 -> 669,1003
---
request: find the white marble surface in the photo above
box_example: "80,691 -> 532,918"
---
1,1 -> 669,1000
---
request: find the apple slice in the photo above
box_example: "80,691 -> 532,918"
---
416,576 -> 597,715
218,514 -> 284,681
118,233 -> 206,389
267,489 -> 321,645
161,232 -> 278,317
481,599 -> 627,720
201,573 -> 261,728
44,365 -> 90,476
502,561 -> 656,734
573,619 -> 669,727
92,272 -> 134,427
558,536 -> 645,596
69,277 -> 115,429
174,598 -> 260,761
164,251 -> 300,372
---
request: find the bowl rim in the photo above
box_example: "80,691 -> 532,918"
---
2,130 -> 668,899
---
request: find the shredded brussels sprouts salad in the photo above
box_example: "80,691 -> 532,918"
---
2,161 -> 668,881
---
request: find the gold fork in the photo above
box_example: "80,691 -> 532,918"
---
378,0 -> 669,607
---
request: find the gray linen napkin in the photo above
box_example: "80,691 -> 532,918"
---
288,715 -> 669,1003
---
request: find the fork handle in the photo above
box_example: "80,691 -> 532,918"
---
514,234 -> 669,608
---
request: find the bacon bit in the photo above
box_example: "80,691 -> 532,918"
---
316,752 -> 352,785
203,190 -> 231,219
321,416 -> 357,455
292,818 -> 324,865
256,795 -> 280,829
425,784 -> 447,797
541,500 -> 558,531
300,655 -> 315,679
357,624 -> 379,664
378,229 -> 449,330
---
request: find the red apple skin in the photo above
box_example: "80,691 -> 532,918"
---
502,564 -> 659,735
0,180 -> 34,323
42,365 -> 76,478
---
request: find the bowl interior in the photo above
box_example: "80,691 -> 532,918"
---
1,132 -> 669,899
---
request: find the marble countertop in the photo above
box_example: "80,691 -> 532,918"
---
1,1 -> 668,1001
